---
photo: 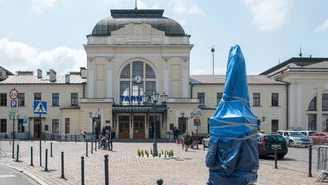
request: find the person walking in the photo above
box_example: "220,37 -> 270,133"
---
182,130 -> 191,151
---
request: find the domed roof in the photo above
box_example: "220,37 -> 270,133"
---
90,9 -> 186,36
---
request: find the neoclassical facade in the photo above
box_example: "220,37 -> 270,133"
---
0,9 -> 327,140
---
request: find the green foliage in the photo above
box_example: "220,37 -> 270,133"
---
137,149 -> 141,156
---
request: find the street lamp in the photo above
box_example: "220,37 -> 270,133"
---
9,114 -> 19,158
88,111 -> 93,140
152,91 -> 160,156
89,109 -> 101,141
257,116 -> 266,131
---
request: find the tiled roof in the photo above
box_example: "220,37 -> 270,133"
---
190,75 -> 285,85
0,74 -> 86,84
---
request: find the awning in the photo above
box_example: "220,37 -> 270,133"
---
112,105 -> 168,113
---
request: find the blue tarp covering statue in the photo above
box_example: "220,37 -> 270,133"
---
205,45 -> 259,185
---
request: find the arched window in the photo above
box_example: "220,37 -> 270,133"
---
308,96 -> 317,111
322,93 -> 328,111
119,61 -> 156,105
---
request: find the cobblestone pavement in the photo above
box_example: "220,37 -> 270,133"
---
0,140 -> 327,185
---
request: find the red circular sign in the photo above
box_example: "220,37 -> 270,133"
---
9,88 -> 18,100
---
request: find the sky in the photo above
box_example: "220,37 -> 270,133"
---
0,0 -> 327,75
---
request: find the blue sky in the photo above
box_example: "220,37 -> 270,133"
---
0,0 -> 327,75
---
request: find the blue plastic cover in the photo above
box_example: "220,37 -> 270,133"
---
205,45 -> 259,185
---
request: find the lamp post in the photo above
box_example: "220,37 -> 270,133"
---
152,91 -> 160,156
89,109 -> 101,141
257,116 -> 266,132
88,111 -> 93,140
10,114 -> 19,158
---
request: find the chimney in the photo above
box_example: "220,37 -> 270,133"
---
37,69 -> 42,78
49,69 -> 56,82
65,74 -> 70,83
80,67 -> 87,79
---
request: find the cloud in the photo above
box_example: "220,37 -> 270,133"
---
170,0 -> 205,16
316,19 -> 328,32
0,38 -> 86,74
243,0 -> 290,31
31,0 -> 57,13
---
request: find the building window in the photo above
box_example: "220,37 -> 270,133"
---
0,119 -> 6,133
120,61 -> 156,105
65,118 -> 70,134
271,93 -> 279,106
197,93 -> 205,106
253,93 -> 260,106
308,114 -> 316,130
18,93 -> 25,106
308,96 -> 317,111
52,119 -> 59,133
71,93 -> 78,106
52,93 -> 59,106
217,93 -> 223,106
0,93 -> 7,106
34,93 -> 41,101
322,93 -> 328,111
18,119 -> 24,133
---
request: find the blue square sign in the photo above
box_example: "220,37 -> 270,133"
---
34,101 -> 47,114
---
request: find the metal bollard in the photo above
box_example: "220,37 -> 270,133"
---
45,149 -> 48,171
61,152 -> 65,179
91,141 -> 93,154
274,147 -> 278,169
81,156 -> 85,185
104,155 -> 109,185
95,140 -> 97,151
50,142 -> 53,157
16,144 -> 19,162
86,141 -> 88,157
157,178 -> 164,185
308,145 -> 312,177
30,147 -> 33,166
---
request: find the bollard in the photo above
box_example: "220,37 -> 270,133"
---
81,156 -> 85,185
45,149 -> 48,171
95,140 -> 97,151
50,142 -> 53,157
157,178 -> 164,185
104,155 -> 109,185
91,141 -> 93,154
16,144 -> 19,162
30,147 -> 33,166
274,147 -> 278,169
86,141 -> 88,157
308,145 -> 313,177
61,152 -> 65,179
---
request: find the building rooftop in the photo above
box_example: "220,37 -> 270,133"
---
0,74 -> 86,84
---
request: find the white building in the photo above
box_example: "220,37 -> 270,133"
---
0,8 -> 327,140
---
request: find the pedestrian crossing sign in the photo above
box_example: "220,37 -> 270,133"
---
34,101 -> 47,114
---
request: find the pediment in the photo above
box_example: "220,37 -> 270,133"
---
303,61 -> 328,68
111,23 -> 164,36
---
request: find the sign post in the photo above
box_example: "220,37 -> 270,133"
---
34,100 -> 47,166
9,88 -> 18,158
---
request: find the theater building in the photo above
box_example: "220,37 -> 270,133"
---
0,8 -> 327,139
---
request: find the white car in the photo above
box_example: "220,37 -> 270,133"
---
277,130 -> 312,147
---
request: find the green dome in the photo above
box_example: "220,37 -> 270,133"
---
90,9 -> 186,37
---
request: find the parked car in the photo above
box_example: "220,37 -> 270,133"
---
310,132 -> 328,145
300,130 -> 317,138
277,130 -> 312,147
202,135 -> 210,150
257,133 -> 288,159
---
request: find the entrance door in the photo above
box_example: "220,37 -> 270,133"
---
178,117 -> 187,134
119,116 -> 129,138
34,118 -> 40,138
149,115 -> 160,139
133,116 -> 145,139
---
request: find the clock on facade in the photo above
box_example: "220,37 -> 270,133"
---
134,75 -> 142,84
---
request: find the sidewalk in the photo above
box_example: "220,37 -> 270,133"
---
0,141 -> 326,185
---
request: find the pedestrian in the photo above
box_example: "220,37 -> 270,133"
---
108,129 -> 113,151
182,130 -> 191,151
102,126 -> 106,136
149,125 -> 154,139
173,126 -> 179,141
81,130 -> 87,141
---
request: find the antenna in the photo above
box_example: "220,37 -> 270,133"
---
299,45 -> 302,57
135,0 -> 137,10
211,46 -> 215,75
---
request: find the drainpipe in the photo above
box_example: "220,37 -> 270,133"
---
190,83 -> 193,98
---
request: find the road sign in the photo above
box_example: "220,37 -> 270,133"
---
9,110 -> 16,117
10,100 -> 18,108
9,88 -> 18,100
34,101 -> 47,114
23,118 -> 27,125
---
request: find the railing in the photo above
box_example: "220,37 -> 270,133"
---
315,146 -> 328,182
